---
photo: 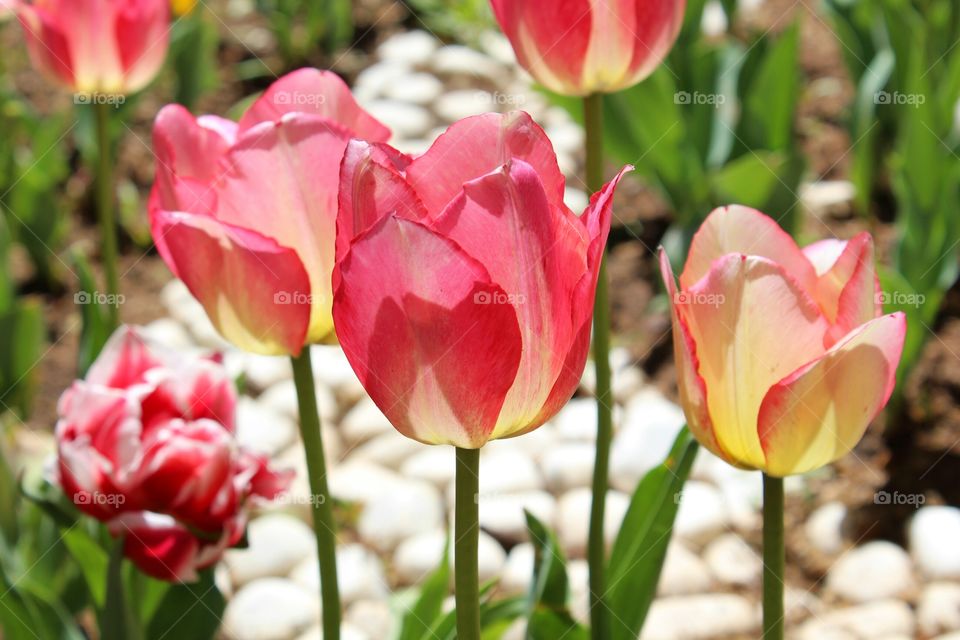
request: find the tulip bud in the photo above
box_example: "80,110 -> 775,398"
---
490,0 -> 685,96
661,206 -> 906,476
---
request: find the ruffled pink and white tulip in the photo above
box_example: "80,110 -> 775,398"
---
56,326 -> 290,581
490,0 -> 686,96
16,0 -> 170,94
661,205 -> 906,477
149,68 -> 390,356
333,112 -> 630,448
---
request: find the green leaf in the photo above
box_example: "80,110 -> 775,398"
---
742,22 -> 800,151
101,540 -> 141,640
524,512 -> 584,640
72,250 -> 111,376
607,428 -> 699,640
146,569 -> 224,640
397,538 -> 450,640
61,524 -> 110,607
0,298 -> 45,417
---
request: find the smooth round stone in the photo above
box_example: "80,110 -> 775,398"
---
328,461 -> 401,505
563,187 -> 590,215
806,501 -> 848,556
431,45 -> 503,80
482,422 -> 557,462
434,90 -> 494,122
345,600 -> 393,639
800,180 -> 856,212
552,397 -> 621,442
704,534 -> 761,586
500,543 -> 535,596
640,594 -> 758,640
309,346 -> 365,404
480,449 -> 543,495
400,447 -> 456,490
290,544 -> 387,605
225,514 -> 316,587
478,30 -> 516,65
546,121 -> 585,156
363,100 -> 433,140
700,0 -> 728,37
391,138 -> 432,156
610,391 -> 686,492
377,30 -> 438,65
567,560 -> 591,624
268,436 -> 341,517
141,318 -> 194,350
909,506 -> 960,579
161,279 -> 205,326
673,481 -> 729,544
258,379 -> 338,425
478,491 -> 557,543
354,61 -> 411,101
242,354 -> 291,390
826,540 -> 916,603
383,72 -> 442,105
919,582 -> 960,636
797,600 -> 916,639
348,431 -> 423,470
295,623 -> 367,640
393,529 -> 505,585
657,542 -> 714,596
223,579 -> 318,640
358,479 -> 444,552
542,443 -> 595,493
556,488 -> 629,557
235,397 -> 297,457
339,397 -> 394,445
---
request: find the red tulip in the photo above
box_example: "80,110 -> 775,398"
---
16,0 -> 170,95
56,326 -> 290,581
332,112 -> 630,448
661,206 -> 906,476
490,0 -> 685,96
150,68 -> 390,356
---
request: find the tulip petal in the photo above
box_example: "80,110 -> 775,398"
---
680,205 -> 818,294
215,115 -> 353,343
17,4 -> 76,88
109,512 -> 202,582
659,249 -> 728,461
154,210 -> 311,356
406,112 -> 568,215
332,215 -> 522,448
238,68 -> 390,142
758,312 -> 906,476
680,254 -> 829,468
86,326 -> 165,389
114,0 -> 169,93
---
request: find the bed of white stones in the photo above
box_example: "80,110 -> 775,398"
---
24,21 -> 960,640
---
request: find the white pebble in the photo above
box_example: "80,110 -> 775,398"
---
223,579 -> 318,640
909,506 -> 960,579
826,540 -> 916,603
224,514 -> 315,587
358,480 -> 444,552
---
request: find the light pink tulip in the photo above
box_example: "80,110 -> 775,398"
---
332,112 -> 630,448
149,68 -> 390,356
490,0 -> 685,96
56,326 -> 290,581
16,0 -> 170,94
661,206 -> 906,476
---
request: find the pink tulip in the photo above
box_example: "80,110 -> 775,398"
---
332,112 -> 630,448
661,206 -> 906,476
16,0 -> 170,94
149,68 -> 390,356
56,326 -> 290,581
490,0 -> 685,96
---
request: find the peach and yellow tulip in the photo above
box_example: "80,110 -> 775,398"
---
661,205 -> 906,477
490,0 -> 686,96
149,68 -> 390,356
333,112 -> 630,448
16,0 -> 170,94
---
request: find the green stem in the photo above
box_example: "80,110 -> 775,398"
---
762,474 -> 785,640
455,447 -> 481,640
101,538 -> 141,640
290,349 -> 340,640
584,92 -> 612,640
94,101 -> 119,329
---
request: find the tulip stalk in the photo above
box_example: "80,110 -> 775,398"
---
94,101 -> 120,329
455,447 -> 481,640
762,474 -> 785,640
584,92 -> 612,640
290,349 -> 341,640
